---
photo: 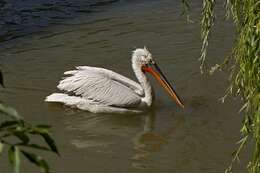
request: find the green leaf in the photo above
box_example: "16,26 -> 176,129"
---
0,120 -> 19,129
0,70 -> 4,87
29,128 -> 58,154
8,146 -> 20,173
41,133 -> 59,155
14,147 -> 21,173
36,125 -> 51,129
0,142 -> 4,155
8,146 -> 15,166
18,143 -> 51,152
29,127 -> 49,135
21,150 -> 50,173
0,104 -> 22,120
14,131 -> 30,144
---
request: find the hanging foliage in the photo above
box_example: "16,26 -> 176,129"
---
197,0 -> 260,172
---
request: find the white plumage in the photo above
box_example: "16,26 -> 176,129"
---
45,47 -> 184,114
58,66 -> 142,107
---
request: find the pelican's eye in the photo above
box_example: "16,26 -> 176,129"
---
149,59 -> 155,64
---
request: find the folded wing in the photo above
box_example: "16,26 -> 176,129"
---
57,66 -> 142,108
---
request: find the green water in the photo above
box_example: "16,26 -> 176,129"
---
0,1 -> 249,173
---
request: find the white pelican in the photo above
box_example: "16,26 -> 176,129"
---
45,47 -> 184,113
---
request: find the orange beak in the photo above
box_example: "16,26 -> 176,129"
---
142,63 -> 184,108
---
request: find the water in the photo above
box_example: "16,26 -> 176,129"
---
0,1 -> 249,173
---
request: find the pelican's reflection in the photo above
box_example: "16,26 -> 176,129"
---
131,111 -> 168,169
60,106 -> 185,170
130,108 -> 186,170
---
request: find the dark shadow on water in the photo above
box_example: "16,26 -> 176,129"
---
0,0 -> 120,47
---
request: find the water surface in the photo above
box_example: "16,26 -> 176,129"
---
0,1 -> 249,173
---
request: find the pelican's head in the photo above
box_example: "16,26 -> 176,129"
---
132,46 -> 154,66
132,47 -> 184,108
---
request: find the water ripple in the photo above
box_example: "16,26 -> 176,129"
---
0,0 -> 119,46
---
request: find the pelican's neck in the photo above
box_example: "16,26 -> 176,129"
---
132,58 -> 153,106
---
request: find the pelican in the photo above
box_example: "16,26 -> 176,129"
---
45,47 -> 184,113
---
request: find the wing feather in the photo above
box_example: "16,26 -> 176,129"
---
57,66 -> 142,107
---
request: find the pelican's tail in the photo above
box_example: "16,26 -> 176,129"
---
45,93 -> 84,107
